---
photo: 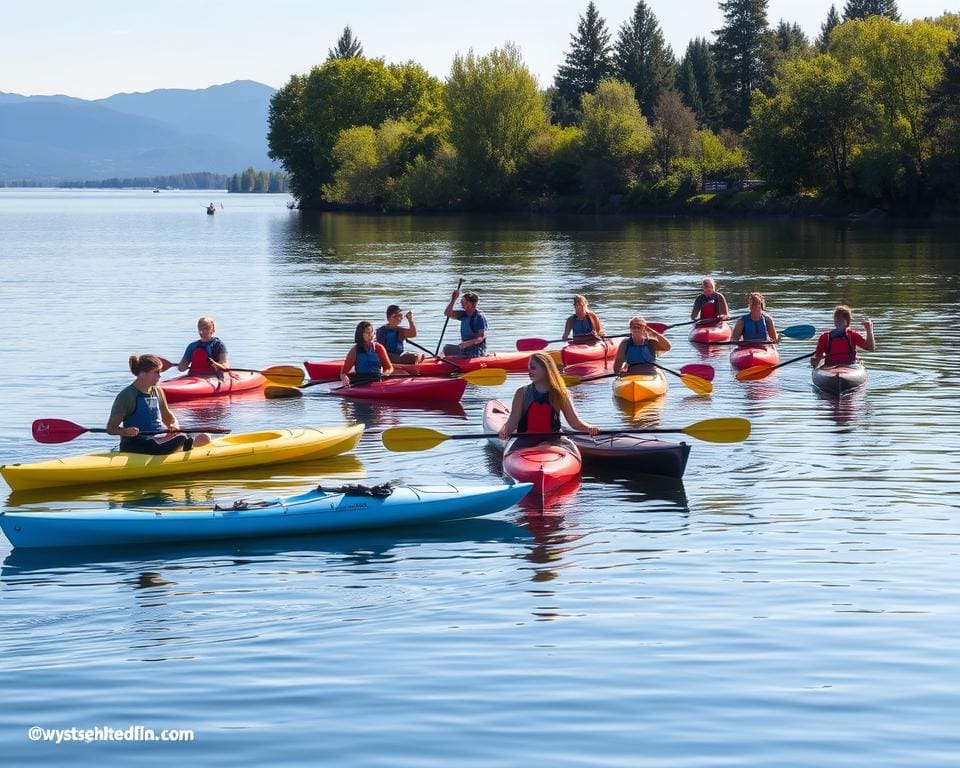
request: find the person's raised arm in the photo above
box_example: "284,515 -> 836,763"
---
862,319 -> 876,352
404,311 -> 417,339
444,290 -> 460,319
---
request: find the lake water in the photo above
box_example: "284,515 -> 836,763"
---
1,189 -> 958,767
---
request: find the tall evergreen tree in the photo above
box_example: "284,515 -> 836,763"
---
816,5 -> 841,52
713,0 -> 772,130
613,1 -> 676,117
842,0 -> 900,22
327,26 -> 363,60
553,1 -> 614,124
677,37 -> 722,130
773,20 -> 810,58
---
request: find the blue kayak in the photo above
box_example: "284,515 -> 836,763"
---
0,483 -> 533,549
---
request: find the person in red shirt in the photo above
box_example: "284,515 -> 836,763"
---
812,305 -> 876,367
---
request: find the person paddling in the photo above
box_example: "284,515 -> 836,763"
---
177,316 -> 228,375
613,316 -> 671,375
812,305 -> 875,367
691,278 -> 729,323
442,289 -> 488,358
340,321 -> 394,387
107,355 -> 212,454
376,305 -> 423,365
562,294 -> 605,343
496,352 -> 599,441
731,293 -> 779,344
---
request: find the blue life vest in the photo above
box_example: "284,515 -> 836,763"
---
459,311 -> 487,357
376,325 -> 404,355
354,344 -> 382,376
625,338 -> 656,365
570,314 -> 594,337
123,388 -> 164,433
741,313 -> 770,342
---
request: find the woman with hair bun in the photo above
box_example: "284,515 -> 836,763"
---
106,354 -> 211,454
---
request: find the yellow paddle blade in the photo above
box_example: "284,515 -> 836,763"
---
261,365 -> 306,387
682,417 -> 751,443
381,426 -> 450,452
680,374 -> 713,396
548,350 -> 563,365
735,364 -> 777,382
264,385 -> 303,399
562,373 -> 584,387
460,368 -> 507,386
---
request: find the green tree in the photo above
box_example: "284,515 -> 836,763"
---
553,2 -> 614,124
580,78 -> 653,202
323,120 -> 411,206
328,26 -> 363,60
254,170 -> 269,192
613,1 -> 676,117
747,54 -> 872,195
773,20 -> 811,59
830,17 -> 953,194
693,129 -> 748,181
520,124 -> 585,196
926,35 -> 960,201
445,43 -> 546,205
677,38 -> 722,129
651,91 -> 698,177
268,57 -> 443,206
816,5 -> 841,52
241,167 -> 256,192
842,0 -> 900,22
714,0 -> 772,130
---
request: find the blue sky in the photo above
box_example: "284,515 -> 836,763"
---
1,0 -> 950,98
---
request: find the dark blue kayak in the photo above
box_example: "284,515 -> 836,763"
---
0,483 -> 532,549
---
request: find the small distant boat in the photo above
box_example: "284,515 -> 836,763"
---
206,203 -> 216,215
152,189 -> 160,193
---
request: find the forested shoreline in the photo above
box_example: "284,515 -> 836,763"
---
268,3 -> 960,217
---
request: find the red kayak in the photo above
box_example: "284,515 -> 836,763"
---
326,376 -> 467,402
560,338 -> 617,367
689,321 -> 732,345
729,343 -> 779,371
482,400 -> 582,495
306,350 -> 551,381
161,371 -> 265,403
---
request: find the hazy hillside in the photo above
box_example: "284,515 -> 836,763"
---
0,81 -> 277,181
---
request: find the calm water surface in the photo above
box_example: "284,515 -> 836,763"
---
1,190 -> 958,766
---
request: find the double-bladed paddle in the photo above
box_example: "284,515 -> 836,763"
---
735,350 -> 814,381
562,361 -> 713,396
157,357 -> 305,387
382,417 -> 751,452
263,367 -> 507,399
705,324 -> 817,345
31,418 -> 230,444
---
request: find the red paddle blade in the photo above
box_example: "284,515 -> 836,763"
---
736,365 -> 776,382
32,418 -> 86,444
515,338 -> 551,352
680,363 -> 715,382
158,356 -> 177,372
647,322 -> 668,334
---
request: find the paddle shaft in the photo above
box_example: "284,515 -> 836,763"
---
406,339 -> 467,372
435,277 -> 463,357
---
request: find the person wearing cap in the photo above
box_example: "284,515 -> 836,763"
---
442,289 -> 488,358
376,305 -> 423,364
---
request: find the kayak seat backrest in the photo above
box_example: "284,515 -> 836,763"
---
317,483 -> 394,497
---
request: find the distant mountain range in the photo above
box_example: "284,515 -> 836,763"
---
0,80 -> 278,181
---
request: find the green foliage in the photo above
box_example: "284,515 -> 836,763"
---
652,91 -> 698,177
520,125 -> 585,196
580,79 -> 653,202
842,0 -> 900,22
553,2 -> 614,123
693,129 -> 747,180
677,38 -> 722,129
926,35 -> 960,202
389,143 -> 460,210
268,58 -> 443,205
322,122 -> 407,206
830,17 -> 953,196
816,5 -> 841,52
614,1 -> 676,117
747,54 -> 872,195
445,43 -> 546,206
328,26 -> 363,60
714,0 -> 772,130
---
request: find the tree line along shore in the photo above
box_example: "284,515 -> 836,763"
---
268,2 -> 960,218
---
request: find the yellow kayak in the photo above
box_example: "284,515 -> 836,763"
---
612,370 -> 668,403
1,425 -> 364,491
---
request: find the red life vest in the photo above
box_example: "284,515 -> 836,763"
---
517,385 -> 561,433
190,345 -> 216,375
824,329 -> 856,365
699,294 -> 719,319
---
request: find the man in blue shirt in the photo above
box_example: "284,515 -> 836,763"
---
442,289 -> 488,358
